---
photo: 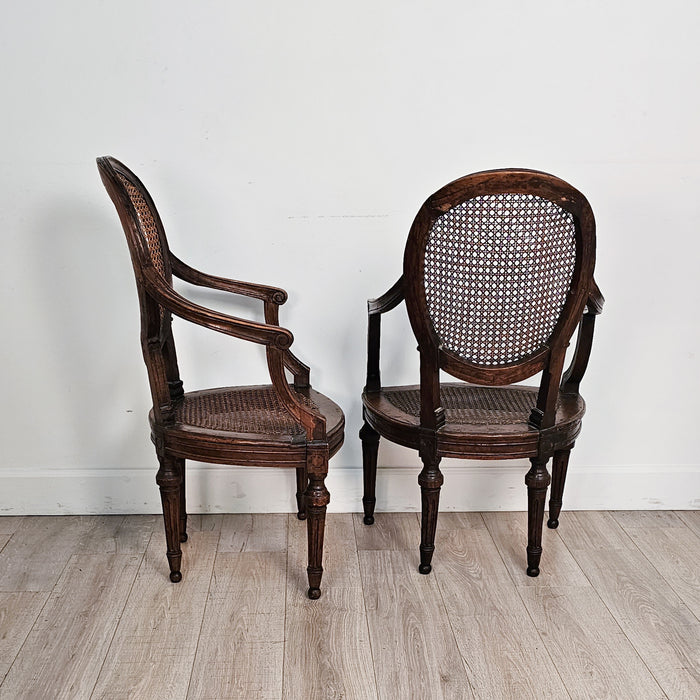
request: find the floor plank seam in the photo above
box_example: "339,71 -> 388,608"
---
184,529 -> 222,700
88,529 -> 155,700
481,513 -> 574,700
557,514 -> 673,699
280,514 -> 290,700
352,511 -> 381,700
611,511 -> 700,626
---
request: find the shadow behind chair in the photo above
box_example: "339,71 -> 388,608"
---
97,156 -> 344,598
360,169 -> 603,577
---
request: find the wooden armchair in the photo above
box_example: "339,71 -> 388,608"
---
97,156 -> 344,598
360,169 -> 602,577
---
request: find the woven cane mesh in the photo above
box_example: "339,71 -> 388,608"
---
175,386 -> 318,435
385,385 -> 540,425
424,193 -> 576,365
118,173 -> 167,278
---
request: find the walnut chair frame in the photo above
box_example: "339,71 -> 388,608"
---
98,156 -> 344,598
360,169 -> 603,577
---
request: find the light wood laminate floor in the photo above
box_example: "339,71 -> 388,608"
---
0,511 -> 698,699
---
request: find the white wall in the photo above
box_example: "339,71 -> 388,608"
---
1,1 -> 699,514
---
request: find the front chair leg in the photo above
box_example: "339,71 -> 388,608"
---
295,466 -> 308,520
547,449 -> 571,529
178,458 -> 188,542
418,456 -> 444,574
305,449 -> 330,599
359,421 -> 380,525
156,455 -> 183,583
525,458 -> 551,577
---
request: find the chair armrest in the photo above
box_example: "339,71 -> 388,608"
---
170,253 -> 288,305
560,279 -> 604,394
266,347 -> 326,440
368,276 -> 405,315
587,278 -> 604,315
365,277 -> 404,392
143,269 -> 293,349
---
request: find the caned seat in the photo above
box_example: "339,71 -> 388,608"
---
360,169 -> 603,578
362,384 -> 584,459
98,156 -> 343,598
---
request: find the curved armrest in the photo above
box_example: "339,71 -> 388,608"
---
144,269 -> 293,349
368,276 -> 405,315
365,276 -> 404,392
170,253 -> 288,305
266,347 -> 326,440
561,279 -> 604,394
588,278 -> 604,315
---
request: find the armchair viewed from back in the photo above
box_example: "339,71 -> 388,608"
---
360,168 -> 603,577
98,156 -> 344,599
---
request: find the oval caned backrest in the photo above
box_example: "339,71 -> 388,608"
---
404,169 -> 596,387
97,156 -> 181,421
97,157 -> 173,286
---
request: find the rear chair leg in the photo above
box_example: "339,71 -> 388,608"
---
359,421 -> 380,525
305,447 -> 330,599
156,454 -> 182,583
178,458 -> 188,542
548,449 -> 571,529
295,466 -> 308,520
525,458 -> 551,577
418,455 -> 443,574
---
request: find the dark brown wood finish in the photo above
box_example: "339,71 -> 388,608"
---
97,156 -> 344,599
360,168 -> 603,577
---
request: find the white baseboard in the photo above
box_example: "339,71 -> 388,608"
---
0,464 -> 698,515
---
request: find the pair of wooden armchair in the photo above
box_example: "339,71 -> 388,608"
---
98,158 -> 602,598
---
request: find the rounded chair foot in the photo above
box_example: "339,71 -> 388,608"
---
170,571 -> 182,583
180,532 -> 188,542
526,566 -> 540,577
547,518 -> 559,529
297,512 -> 307,520
363,515 -> 374,525
307,587 -> 321,600
418,563 -> 432,575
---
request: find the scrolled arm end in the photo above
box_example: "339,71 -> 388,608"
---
272,329 -> 294,350
271,289 -> 288,305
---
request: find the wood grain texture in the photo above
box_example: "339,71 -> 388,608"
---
482,511 -> 588,586
0,592 -> 48,682
186,514 -> 224,533
560,513 -> 700,699
676,510 -> 700,538
284,514 -> 375,700
91,531 -> 219,700
0,553 -> 141,699
218,513 -> 287,553
0,535 -> 10,554
76,515 -> 157,554
188,551 -> 286,699
360,549 -> 473,699
353,512 -> 419,551
0,518 -> 23,535
518,585 -> 665,699
613,511 -> 700,619
434,527 -> 567,699
0,516 -> 96,592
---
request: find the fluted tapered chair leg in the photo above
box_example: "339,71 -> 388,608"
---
157,455 -> 182,583
525,458 -> 551,577
359,421 -> 380,525
548,449 -> 571,529
418,456 -> 443,574
305,450 -> 330,599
